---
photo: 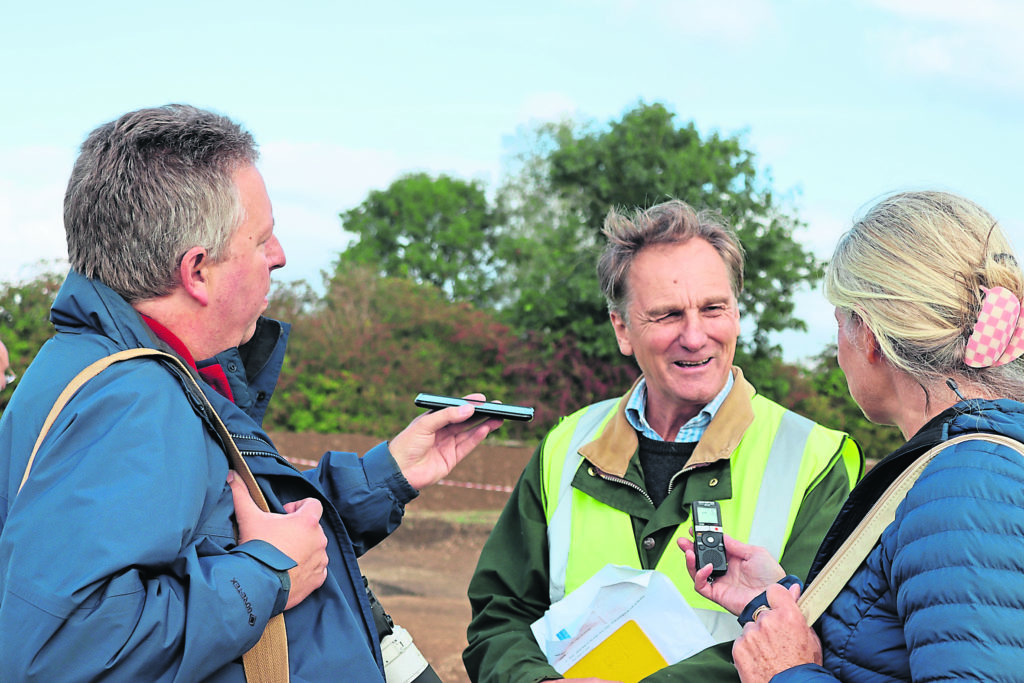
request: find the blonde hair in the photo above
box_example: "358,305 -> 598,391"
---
825,190 -> 1024,398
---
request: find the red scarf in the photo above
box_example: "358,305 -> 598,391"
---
141,315 -> 235,402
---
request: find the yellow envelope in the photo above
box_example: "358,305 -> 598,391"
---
563,619 -> 668,683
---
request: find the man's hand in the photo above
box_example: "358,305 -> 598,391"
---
227,471 -> 329,610
677,532 -> 786,615
733,583 -> 821,683
389,393 -> 503,490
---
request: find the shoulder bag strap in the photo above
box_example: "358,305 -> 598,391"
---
17,347 -> 289,682
798,432 -> 1024,624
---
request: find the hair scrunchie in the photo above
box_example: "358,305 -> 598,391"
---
965,286 -> 1024,368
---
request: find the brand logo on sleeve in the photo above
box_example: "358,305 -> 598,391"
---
231,578 -> 258,626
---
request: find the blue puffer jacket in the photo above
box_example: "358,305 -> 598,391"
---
775,399 -> 1024,682
0,271 -> 417,682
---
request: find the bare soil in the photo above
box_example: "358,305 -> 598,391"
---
268,432 -> 535,683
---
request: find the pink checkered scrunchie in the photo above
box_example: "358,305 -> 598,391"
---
964,286 -> 1024,368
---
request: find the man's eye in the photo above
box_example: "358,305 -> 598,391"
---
655,312 -> 681,323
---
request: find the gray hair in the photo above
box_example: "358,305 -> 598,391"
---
825,190 -> 1024,399
64,104 -> 258,302
597,199 -> 745,319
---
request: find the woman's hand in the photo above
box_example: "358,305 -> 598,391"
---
677,532 -> 786,615
732,583 -> 822,683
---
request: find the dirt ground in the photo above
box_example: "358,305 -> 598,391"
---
268,431 -> 536,683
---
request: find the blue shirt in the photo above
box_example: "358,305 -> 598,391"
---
624,372 -> 734,443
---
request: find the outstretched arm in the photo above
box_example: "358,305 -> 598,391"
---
390,393 -> 504,490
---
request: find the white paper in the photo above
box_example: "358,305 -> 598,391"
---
530,564 -> 717,674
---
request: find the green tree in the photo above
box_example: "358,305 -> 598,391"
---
264,266 -> 540,440
1,270 -> 65,412
337,172 -> 497,307
489,128 -> 610,358
492,102 -> 822,384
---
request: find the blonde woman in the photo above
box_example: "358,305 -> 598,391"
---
680,191 -> 1024,682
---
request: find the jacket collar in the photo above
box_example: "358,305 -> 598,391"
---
211,318 -> 289,425
51,270 -> 167,350
580,368 -> 755,478
50,270 -> 289,426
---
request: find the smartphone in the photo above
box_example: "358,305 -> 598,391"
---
691,500 -> 728,577
414,393 -> 535,422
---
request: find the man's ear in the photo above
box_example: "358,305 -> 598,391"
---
179,246 -> 211,306
609,310 -> 634,357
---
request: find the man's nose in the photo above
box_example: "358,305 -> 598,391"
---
676,315 -> 708,349
268,235 -> 286,271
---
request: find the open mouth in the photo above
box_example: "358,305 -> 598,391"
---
674,358 -> 712,368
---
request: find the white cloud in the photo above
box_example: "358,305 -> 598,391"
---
582,0 -> 778,45
765,203 -> 851,362
260,142 -> 408,212
0,146 -> 71,284
868,0 -> 1024,92
270,200 -> 348,290
870,0 -> 1022,24
258,141 -> 500,289
799,204 -> 851,258
769,286 -> 837,363
0,140 -> 501,291
657,0 -> 779,44
516,92 -> 580,127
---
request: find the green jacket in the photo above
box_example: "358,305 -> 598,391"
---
464,371 -> 862,683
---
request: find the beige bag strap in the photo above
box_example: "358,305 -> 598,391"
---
798,432 -> 1024,624
17,348 -> 289,682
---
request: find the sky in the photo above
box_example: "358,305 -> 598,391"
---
2,0 -> 1022,362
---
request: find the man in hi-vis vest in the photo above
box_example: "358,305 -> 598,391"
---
464,199 -> 862,683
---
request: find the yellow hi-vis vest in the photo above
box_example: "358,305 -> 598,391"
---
540,395 -> 858,644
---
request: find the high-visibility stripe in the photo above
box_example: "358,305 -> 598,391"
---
545,405 -> 819,606
748,410 -> 815,559
546,398 -> 618,603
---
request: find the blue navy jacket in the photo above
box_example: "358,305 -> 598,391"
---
0,271 -> 417,681
777,399 -> 1024,682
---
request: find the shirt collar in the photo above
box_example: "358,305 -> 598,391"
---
625,371 -> 734,443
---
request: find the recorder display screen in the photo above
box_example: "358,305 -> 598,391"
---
696,506 -> 720,525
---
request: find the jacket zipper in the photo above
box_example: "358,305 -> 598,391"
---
592,460 -> 713,504
590,466 -> 655,507
174,365 -> 298,471
238,448 -> 295,466
231,431 -> 273,449
667,461 -> 713,496
233,434 -> 297,469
